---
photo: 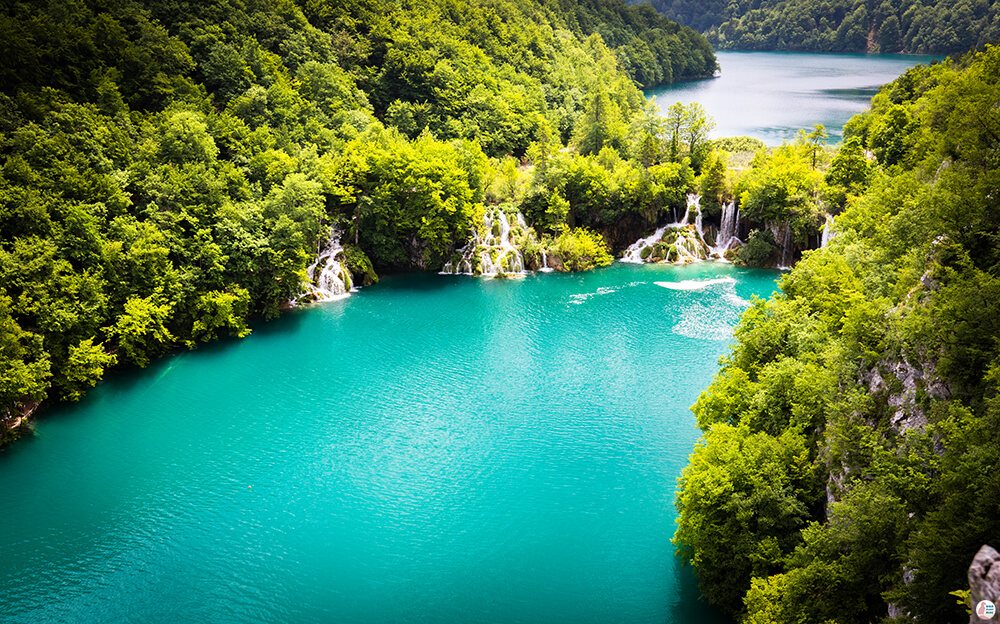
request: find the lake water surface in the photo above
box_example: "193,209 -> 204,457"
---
0,263 -> 780,623
647,51 -> 943,144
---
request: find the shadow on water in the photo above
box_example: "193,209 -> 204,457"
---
672,556 -> 735,624
11,311 -> 294,455
378,270 -> 485,292
820,86 -> 881,100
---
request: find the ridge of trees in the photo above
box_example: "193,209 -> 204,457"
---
634,0 -> 1000,54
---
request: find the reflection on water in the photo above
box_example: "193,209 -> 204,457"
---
647,51 -> 943,144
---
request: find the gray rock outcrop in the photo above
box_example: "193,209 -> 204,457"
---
969,544 -> 1000,623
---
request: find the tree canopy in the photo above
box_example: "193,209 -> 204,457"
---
0,0 -> 717,426
674,44 -> 1000,623
637,0 -> 999,54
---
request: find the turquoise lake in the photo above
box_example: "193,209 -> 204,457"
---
0,262 -> 780,623
647,51 -> 944,144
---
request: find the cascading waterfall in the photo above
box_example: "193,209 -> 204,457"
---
711,201 -> 742,258
441,208 -> 527,277
691,194 -> 703,235
778,221 -> 794,269
821,215 -> 835,248
539,249 -> 553,273
621,193 -> 710,264
298,229 -> 353,304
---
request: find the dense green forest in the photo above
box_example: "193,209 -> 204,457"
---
674,44 -> 1000,623
0,0 -> 717,434
634,0 -> 1000,53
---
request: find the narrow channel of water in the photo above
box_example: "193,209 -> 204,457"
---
0,263 -> 780,624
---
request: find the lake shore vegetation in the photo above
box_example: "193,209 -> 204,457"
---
0,0 -> 718,434
674,44 -> 1000,624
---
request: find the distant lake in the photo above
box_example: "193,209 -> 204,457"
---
647,51 -> 944,144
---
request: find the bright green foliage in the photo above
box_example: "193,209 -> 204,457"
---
62,338 -> 117,401
161,111 -> 219,165
731,138 -> 826,267
104,294 -> 175,368
805,123 -> 828,168
712,135 -> 765,152
674,424 -> 817,614
675,46 -> 1000,623
573,88 -> 629,156
520,143 -> 695,247
0,293 -> 51,412
191,288 -> 252,342
737,143 -> 823,224
736,229 -> 778,267
824,136 -> 871,212
550,227 -> 614,271
698,150 -> 727,215
0,0 -> 715,417
329,129 -> 487,270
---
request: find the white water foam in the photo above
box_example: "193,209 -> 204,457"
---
621,194 -> 710,264
298,228 -> 353,304
654,277 -> 736,291
660,276 -> 751,340
442,208 -> 527,276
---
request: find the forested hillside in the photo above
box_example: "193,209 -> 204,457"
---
674,45 -> 1000,623
0,0 -> 716,436
636,0 -> 1000,53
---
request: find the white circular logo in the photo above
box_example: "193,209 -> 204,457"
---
977,600 -> 997,620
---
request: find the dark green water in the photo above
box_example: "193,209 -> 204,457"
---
0,262 -> 780,623
648,51 -> 943,144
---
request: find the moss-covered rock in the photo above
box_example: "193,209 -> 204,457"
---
340,246 -> 379,286
640,246 -> 653,260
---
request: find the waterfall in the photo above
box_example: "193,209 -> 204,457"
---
691,194 -> 703,236
539,249 -> 554,273
441,208 -> 527,276
621,225 -> 670,263
778,221 -> 794,269
710,201 -> 743,258
821,215 -> 835,248
298,229 -> 353,304
621,194 -> 710,264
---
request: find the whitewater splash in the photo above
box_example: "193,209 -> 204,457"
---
663,275 -> 751,340
567,281 -> 646,305
655,277 -> 737,291
710,201 -> 742,258
620,194 -> 714,265
298,228 -> 353,304
539,249 -> 554,273
441,208 -> 527,277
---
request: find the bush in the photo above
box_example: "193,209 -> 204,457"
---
736,229 -> 778,267
551,227 -> 613,271
712,136 -> 766,152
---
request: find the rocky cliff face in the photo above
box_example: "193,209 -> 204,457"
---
969,545 -> 1000,623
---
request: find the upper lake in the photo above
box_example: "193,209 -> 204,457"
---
0,263 -> 780,624
647,51 -> 944,144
